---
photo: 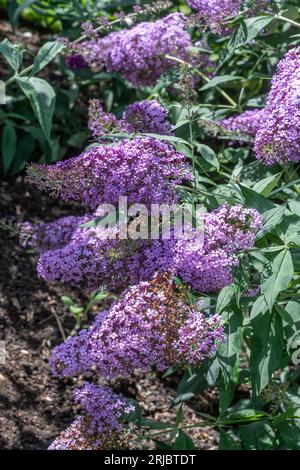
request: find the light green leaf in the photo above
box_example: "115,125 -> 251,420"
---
217,309 -> 243,413
262,249 -> 294,311
216,285 -> 235,314
197,143 -> 220,171
0,38 -> 23,71
200,75 -> 243,91
31,40 -> 65,76
252,173 -> 282,197
256,205 -> 286,240
220,16 -> 273,67
250,310 -> 284,395
239,183 -> 275,212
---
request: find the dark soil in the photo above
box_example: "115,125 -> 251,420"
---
0,178 -> 219,450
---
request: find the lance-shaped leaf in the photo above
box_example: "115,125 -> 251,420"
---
262,249 -> 294,311
0,38 -> 23,71
217,309 -> 243,414
30,41 -> 65,76
250,309 -> 284,396
16,77 -> 56,144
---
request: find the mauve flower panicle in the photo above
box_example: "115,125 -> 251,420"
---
65,53 -> 88,69
88,99 -> 124,138
27,138 -> 190,209
36,221 -> 175,291
88,99 -> 172,139
48,417 -> 103,450
48,413 -> 130,450
187,0 -> 242,28
67,13 -> 191,87
19,215 -> 89,253
73,383 -> 134,435
50,273 -> 224,379
122,100 -> 173,135
49,385 -> 133,450
26,204 -> 261,293
187,1 -> 271,31
254,47 -> 300,165
218,109 -> 264,140
174,204 -> 262,292
174,311 -> 225,363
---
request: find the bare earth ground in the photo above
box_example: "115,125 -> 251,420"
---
0,178 -> 219,450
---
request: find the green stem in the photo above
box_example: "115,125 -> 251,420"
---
187,105 -> 198,189
276,14 -> 300,29
5,64 -> 34,86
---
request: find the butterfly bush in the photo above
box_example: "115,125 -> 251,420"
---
218,109 -> 264,140
50,273 -> 224,379
122,100 -> 173,135
67,13 -> 191,87
21,203 -> 261,292
187,0 -> 271,30
187,0 -> 243,27
27,138 -> 190,209
254,47 -> 300,165
65,54 -> 88,69
174,204 -> 262,292
20,215 -> 89,253
88,99 -> 172,139
49,384 -> 133,450
31,223 -> 174,291
87,99 -> 129,138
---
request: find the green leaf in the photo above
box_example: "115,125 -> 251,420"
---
61,296 -> 74,307
239,184 -> 275,212
16,77 -> 56,144
262,249 -> 294,311
0,38 -> 23,71
174,358 -> 220,404
220,16 -> 273,67
30,41 -> 65,76
252,173 -> 282,197
219,429 -> 242,450
250,310 -> 284,395
200,75 -> 243,91
289,200 -> 300,217
1,123 -> 17,174
154,440 -> 174,450
216,285 -> 235,314
69,306 -> 83,315
278,421 -> 300,450
197,143 -> 220,171
173,430 -> 196,450
239,422 -> 276,450
276,301 -> 300,352
250,295 -> 269,321
176,404 -> 184,426
125,399 -> 143,427
256,205 -> 286,240
217,309 -> 243,414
